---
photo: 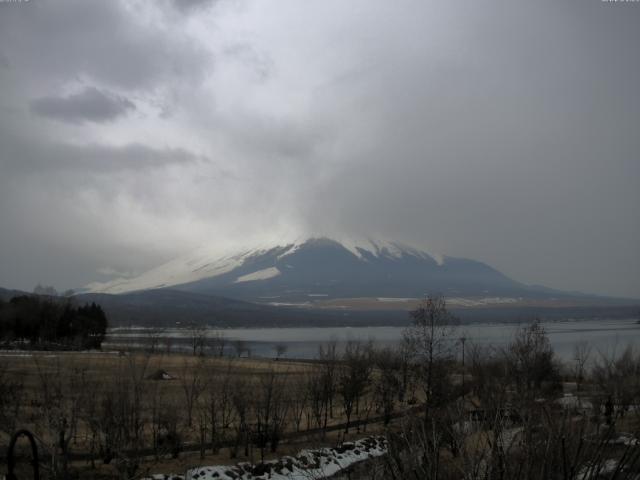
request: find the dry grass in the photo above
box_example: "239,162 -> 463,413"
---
0,350 -> 391,479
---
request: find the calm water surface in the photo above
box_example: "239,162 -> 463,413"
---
107,318 -> 640,361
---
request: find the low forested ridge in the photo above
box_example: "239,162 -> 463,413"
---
0,295 -> 107,349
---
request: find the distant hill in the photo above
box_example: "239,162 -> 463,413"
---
0,287 -> 28,301
2,286 -> 638,328
86,236 -> 588,302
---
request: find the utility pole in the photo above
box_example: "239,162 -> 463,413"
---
459,336 -> 467,391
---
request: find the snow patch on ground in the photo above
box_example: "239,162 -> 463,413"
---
267,302 -> 312,307
606,433 -> 639,446
577,459 -> 619,479
234,267 -> 281,283
556,394 -> 593,411
145,436 -> 387,480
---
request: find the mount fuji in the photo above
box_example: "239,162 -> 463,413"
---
64,236 -> 640,326
86,236 -> 549,302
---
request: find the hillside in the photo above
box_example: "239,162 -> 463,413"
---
86,236 -> 562,302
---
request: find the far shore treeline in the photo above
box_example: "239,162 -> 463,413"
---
0,295 -> 107,349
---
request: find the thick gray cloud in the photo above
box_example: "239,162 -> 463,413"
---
0,0 -> 209,90
0,0 -> 638,298
170,0 -> 218,14
1,133 -> 202,174
31,87 -> 135,124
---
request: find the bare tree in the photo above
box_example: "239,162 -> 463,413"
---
592,345 -> 640,422
385,398 -> 640,480
505,320 -> 560,402
230,376 -> 250,459
146,327 -> 166,354
306,367 -> 327,432
373,347 -> 401,425
404,295 -> 457,413
573,340 -> 592,392
201,359 -> 236,455
81,376 -> 103,469
148,377 -> 169,459
86,353 -> 153,478
188,323 -> 207,356
210,331 -> 227,357
384,413 -> 447,479
337,340 -> 372,433
233,339 -> 248,358
252,369 -> 289,461
180,357 -> 206,428
274,343 -> 288,359
397,339 -> 414,403
32,356 -> 89,479
156,400 -> 183,460
288,374 -> 309,432
317,340 -> 338,429
0,360 -> 24,437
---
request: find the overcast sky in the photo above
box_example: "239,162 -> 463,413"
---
0,0 -> 638,298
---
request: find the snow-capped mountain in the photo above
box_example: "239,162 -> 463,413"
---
86,236 -> 535,301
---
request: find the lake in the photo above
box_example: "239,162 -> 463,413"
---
105,318 -> 640,362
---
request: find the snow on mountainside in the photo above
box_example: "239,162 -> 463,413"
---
85,245 -> 261,294
85,235 -> 543,301
86,236 -> 444,295
234,267 -> 281,283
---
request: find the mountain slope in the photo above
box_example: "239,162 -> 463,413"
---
0,287 -> 29,301
87,236 -> 537,301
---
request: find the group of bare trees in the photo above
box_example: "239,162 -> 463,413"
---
0,342 -> 405,478
142,325 -> 229,356
592,344 -> 640,424
380,298 -> 640,480
0,355 -> 155,479
0,326 -> 436,479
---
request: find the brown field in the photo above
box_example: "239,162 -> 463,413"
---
0,350 -> 399,479
309,296 -> 636,310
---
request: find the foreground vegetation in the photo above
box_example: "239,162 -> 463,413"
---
1,296 -> 639,479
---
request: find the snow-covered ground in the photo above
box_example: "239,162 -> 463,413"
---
555,394 -> 593,412
145,436 -> 387,480
577,459 -> 620,480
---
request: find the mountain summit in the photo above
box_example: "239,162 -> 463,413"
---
86,236 -> 536,301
